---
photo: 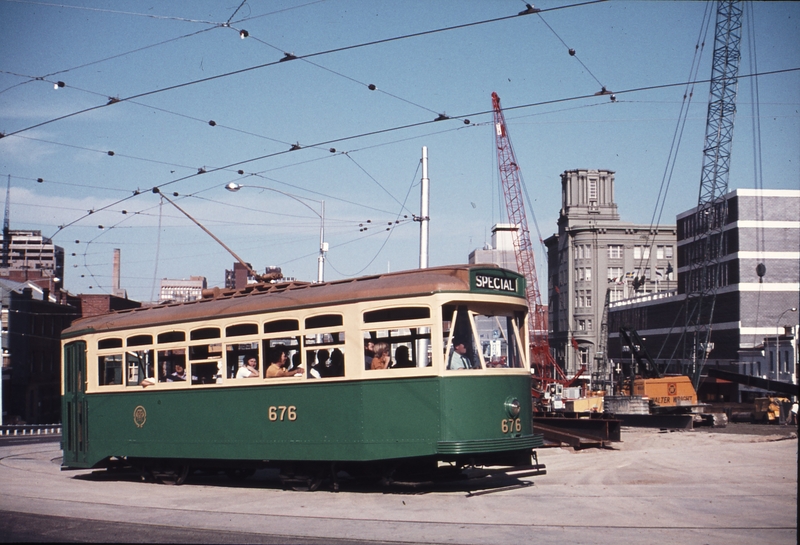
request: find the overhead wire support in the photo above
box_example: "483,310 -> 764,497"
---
684,0 -> 742,389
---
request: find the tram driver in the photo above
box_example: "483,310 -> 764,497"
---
447,337 -> 474,370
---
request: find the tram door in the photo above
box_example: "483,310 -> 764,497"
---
62,341 -> 88,465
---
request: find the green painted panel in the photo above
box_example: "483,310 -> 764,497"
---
439,375 -> 532,442
78,374 -> 532,468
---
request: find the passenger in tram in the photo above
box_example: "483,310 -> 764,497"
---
167,363 -> 187,381
370,342 -> 391,370
266,345 -> 303,378
288,352 -> 302,372
313,349 -> 330,377
328,348 -> 344,376
447,338 -> 473,370
364,340 -> 375,370
236,356 -> 259,378
392,345 -> 414,368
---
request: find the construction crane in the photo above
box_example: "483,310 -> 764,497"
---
682,0 -> 742,389
593,288 -> 610,389
491,92 -> 570,389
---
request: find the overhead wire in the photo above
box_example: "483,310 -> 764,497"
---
0,27 -> 218,97
326,158 -> 421,277
533,8 -> 606,91
30,65 -> 800,247
2,0 -> 607,139
4,2 -> 792,296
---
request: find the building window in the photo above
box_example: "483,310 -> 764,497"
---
634,245 -> 650,260
584,267 -> 592,281
656,245 -> 674,260
608,267 -> 623,282
607,245 -> 623,259
574,244 -> 592,260
574,290 -> 592,309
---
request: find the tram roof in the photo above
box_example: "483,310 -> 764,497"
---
63,264 -> 523,338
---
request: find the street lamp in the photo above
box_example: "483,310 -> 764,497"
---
225,182 -> 327,283
775,307 -> 797,376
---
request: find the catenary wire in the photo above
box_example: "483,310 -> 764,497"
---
1,0 -> 608,139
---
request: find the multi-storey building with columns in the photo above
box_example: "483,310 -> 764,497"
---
544,169 -> 677,384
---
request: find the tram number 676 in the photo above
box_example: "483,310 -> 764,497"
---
501,418 -> 521,433
268,405 -> 297,422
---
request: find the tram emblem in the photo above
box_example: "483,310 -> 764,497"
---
133,405 -> 147,428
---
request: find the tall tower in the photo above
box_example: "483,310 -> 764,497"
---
682,0 -> 742,388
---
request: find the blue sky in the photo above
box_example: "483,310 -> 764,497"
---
1,0 -> 798,302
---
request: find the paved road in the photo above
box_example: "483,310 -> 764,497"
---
0,426 -> 796,544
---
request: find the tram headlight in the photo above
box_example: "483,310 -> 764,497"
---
504,397 -> 521,417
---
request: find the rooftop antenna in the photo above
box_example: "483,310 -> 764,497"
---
2,175 -> 10,268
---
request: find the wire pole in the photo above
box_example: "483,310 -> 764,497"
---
419,146 -> 430,269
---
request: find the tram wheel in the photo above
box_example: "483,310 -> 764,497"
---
155,464 -> 190,485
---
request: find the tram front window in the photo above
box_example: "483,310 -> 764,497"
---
443,305 -> 481,370
473,313 -> 524,368
443,305 -> 525,370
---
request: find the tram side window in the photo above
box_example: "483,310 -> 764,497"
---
263,336 -> 303,377
443,305 -> 481,370
98,354 -> 122,386
158,349 -> 187,383
189,343 -> 223,385
305,331 -> 344,379
473,312 -> 524,368
126,349 -> 155,386
227,341 -> 260,379
363,327 -> 431,370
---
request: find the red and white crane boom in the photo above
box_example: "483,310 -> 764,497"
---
491,92 -> 567,383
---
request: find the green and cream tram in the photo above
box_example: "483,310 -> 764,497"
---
61,265 -> 543,484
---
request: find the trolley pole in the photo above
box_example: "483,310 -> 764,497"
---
419,146 -> 430,269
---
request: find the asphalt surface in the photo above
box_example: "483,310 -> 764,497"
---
0,423 -> 796,544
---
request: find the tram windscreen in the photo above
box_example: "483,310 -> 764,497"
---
443,305 -> 524,370
473,313 -> 523,368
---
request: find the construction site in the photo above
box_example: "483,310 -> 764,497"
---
483,1 -> 798,447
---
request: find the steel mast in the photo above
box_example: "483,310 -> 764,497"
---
684,0 -> 742,388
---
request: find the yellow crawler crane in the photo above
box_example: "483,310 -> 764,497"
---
632,376 -> 698,409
